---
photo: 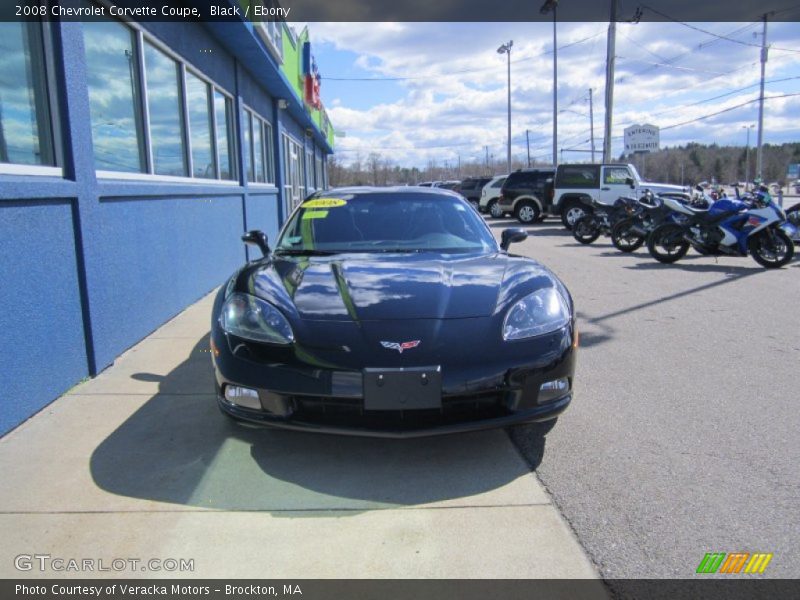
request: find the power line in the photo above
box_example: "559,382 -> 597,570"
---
640,4 -> 800,54
612,92 -> 800,139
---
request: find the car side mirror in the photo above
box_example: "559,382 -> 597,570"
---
241,230 -> 270,257
625,177 -> 635,188
501,228 -> 527,251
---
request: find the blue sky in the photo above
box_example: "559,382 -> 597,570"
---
297,21 -> 800,168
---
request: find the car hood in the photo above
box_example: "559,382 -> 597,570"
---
243,252 -> 553,322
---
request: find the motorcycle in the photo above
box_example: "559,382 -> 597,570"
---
785,202 -> 800,244
610,190 -> 698,252
646,186 -> 795,268
572,197 -> 638,245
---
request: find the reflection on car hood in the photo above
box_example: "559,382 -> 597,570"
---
245,253 -> 550,321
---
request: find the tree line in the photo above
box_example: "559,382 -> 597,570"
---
328,143 -> 800,187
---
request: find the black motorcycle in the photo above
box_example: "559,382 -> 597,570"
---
572,197 -> 639,245
610,190 -> 700,252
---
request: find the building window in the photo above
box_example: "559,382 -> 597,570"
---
255,3 -> 284,63
82,12 -> 238,181
315,155 -> 323,189
282,133 -> 302,210
83,20 -> 145,173
143,42 -> 187,177
305,148 -> 315,192
214,91 -> 234,180
0,22 -> 55,167
243,107 -> 275,185
185,70 -> 214,179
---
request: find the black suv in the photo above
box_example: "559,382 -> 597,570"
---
498,168 -> 556,223
457,177 -> 493,208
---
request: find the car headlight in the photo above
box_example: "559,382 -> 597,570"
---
220,292 -> 294,345
502,287 -> 570,340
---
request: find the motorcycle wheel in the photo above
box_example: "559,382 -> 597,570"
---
748,228 -> 795,268
611,218 -> 645,252
573,216 -> 600,244
647,224 -> 690,264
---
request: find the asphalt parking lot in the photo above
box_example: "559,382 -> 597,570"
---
488,215 -> 800,578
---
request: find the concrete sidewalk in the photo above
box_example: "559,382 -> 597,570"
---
0,291 -> 598,579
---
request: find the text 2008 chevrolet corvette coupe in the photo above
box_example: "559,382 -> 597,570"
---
210,187 -> 577,437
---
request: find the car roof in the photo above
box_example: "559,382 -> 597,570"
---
310,186 -> 466,200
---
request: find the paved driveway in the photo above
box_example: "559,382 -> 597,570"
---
490,216 -> 800,578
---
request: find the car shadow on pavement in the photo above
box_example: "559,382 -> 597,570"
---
90,334 -> 550,515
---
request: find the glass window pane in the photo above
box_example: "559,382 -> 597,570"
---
253,116 -> 265,183
0,22 -> 54,166
243,110 -> 253,182
144,43 -> 186,176
185,71 -> 214,179
214,91 -> 233,180
82,20 -> 145,172
263,121 -> 274,183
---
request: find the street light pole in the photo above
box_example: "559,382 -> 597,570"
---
540,1 -> 559,167
497,40 -> 514,174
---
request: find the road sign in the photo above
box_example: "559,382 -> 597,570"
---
624,123 -> 659,154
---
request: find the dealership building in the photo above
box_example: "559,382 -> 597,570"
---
0,2 -> 334,434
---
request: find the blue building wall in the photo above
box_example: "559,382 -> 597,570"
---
0,15 -> 331,436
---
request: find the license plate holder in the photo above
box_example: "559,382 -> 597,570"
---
363,367 -> 442,411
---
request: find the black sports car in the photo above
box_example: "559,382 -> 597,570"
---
210,187 -> 577,437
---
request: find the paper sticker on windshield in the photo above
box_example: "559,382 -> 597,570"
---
303,198 -> 347,209
302,210 -> 329,220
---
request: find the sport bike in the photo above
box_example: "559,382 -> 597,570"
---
646,187 -> 795,268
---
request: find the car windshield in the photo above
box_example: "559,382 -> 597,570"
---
276,192 -> 498,254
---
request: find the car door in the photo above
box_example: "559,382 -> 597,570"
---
599,166 -> 633,205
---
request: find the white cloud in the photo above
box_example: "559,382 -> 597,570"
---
312,21 -> 800,167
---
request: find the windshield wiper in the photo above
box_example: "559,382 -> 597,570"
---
274,248 -> 339,256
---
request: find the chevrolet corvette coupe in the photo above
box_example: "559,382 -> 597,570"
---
210,187 -> 577,437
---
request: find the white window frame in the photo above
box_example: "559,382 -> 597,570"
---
243,105 -> 276,187
83,5 -> 239,184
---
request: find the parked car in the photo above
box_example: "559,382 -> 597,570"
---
435,180 -> 462,190
552,164 -> 689,229
457,176 -> 493,209
479,175 -> 508,217
211,187 -> 576,437
417,181 -> 440,187
497,168 -> 556,224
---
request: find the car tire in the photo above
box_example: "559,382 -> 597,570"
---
488,199 -> 503,218
560,201 -> 590,230
515,201 -> 540,224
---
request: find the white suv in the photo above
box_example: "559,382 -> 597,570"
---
478,175 -> 507,217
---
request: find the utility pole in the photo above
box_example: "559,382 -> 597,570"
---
526,129 -> 531,167
743,124 -> 754,189
457,153 -> 461,177
484,145 -> 489,171
589,88 -> 596,162
756,13 -> 769,181
603,0 -> 618,163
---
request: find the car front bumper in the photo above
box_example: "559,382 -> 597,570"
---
212,332 -> 576,438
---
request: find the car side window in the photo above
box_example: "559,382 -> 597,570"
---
558,167 -> 599,187
603,167 -> 631,185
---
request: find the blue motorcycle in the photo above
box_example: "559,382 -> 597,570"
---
646,186 -> 795,268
